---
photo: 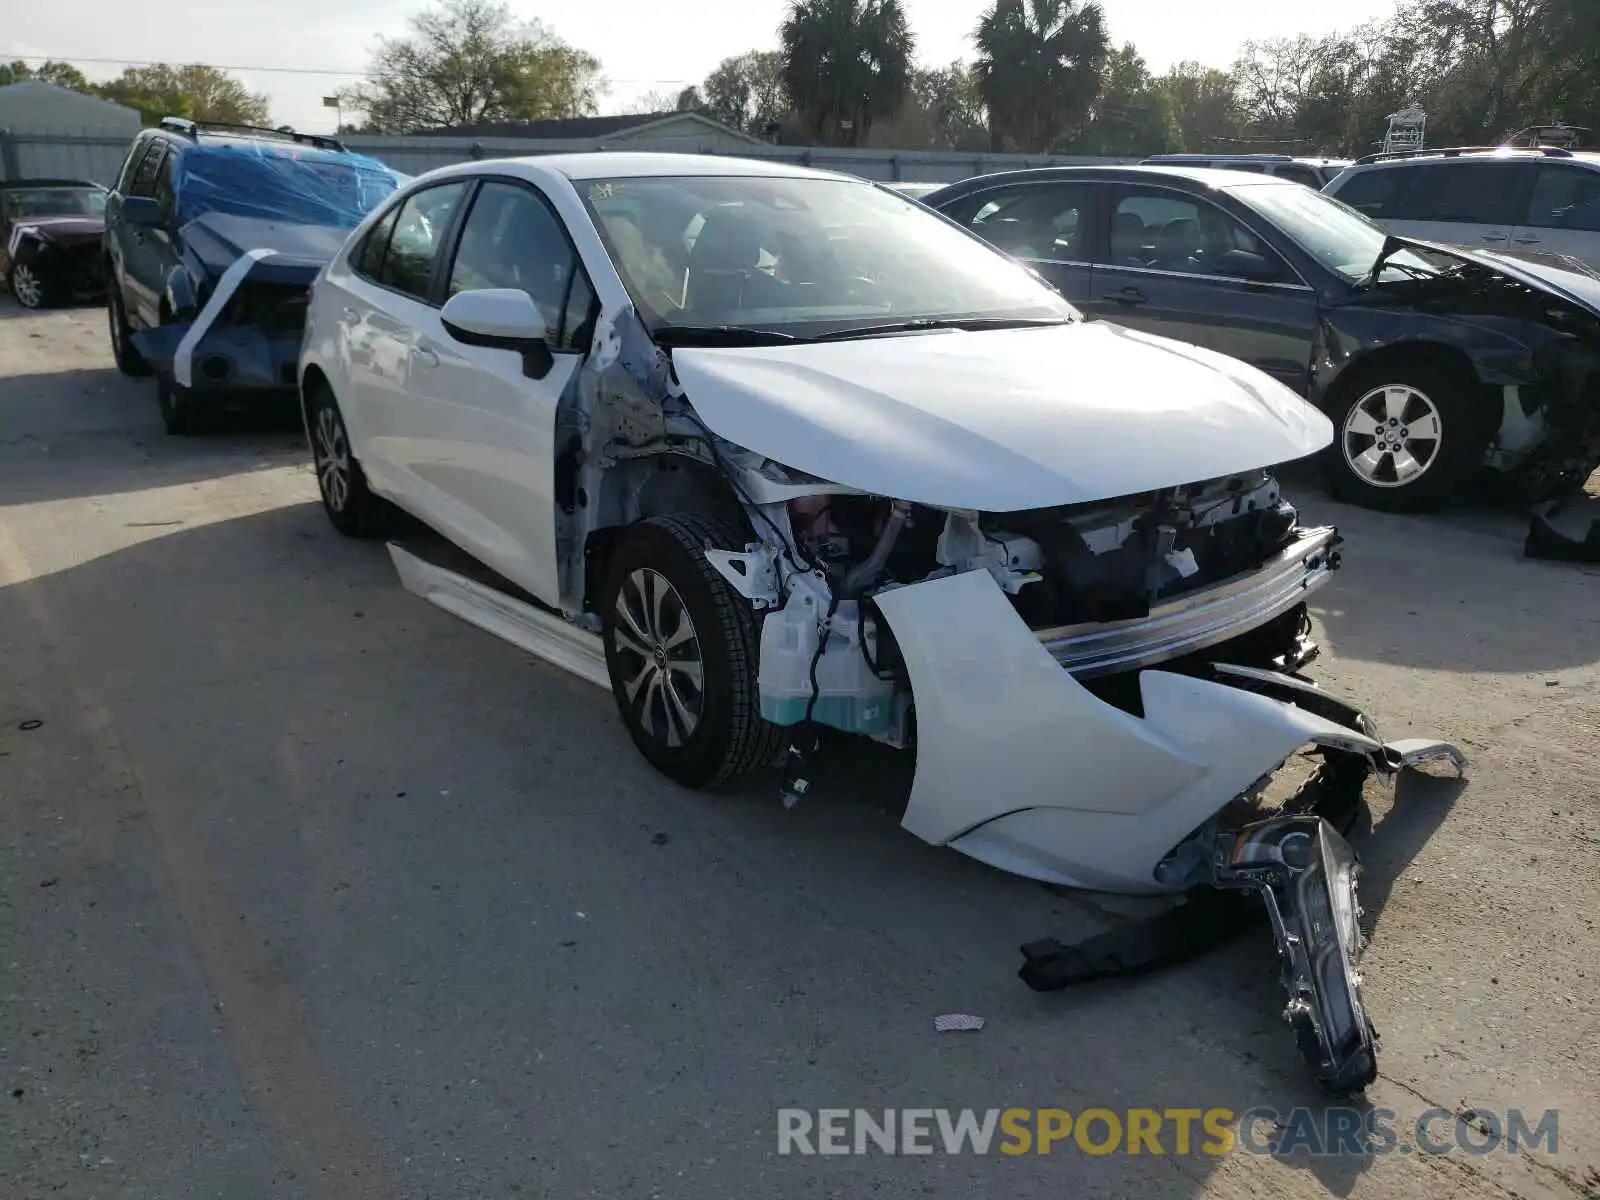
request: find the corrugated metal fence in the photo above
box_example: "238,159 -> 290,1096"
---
1,127 -> 1130,188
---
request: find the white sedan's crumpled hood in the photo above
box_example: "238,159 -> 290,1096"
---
670,322 -> 1333,510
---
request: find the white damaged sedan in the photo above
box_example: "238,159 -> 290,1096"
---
299,153 -> 1463,1092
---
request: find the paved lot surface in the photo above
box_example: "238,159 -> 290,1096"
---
1,299 -> 1597,1200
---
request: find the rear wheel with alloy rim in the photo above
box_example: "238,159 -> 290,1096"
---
307,381 -> 397,537
1322,361 -> 1497,513
10,262 -> 46,308
600,514 -> 786,788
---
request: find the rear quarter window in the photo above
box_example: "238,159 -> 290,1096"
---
1329,167 -> 1406,218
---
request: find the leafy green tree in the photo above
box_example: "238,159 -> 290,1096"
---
701,50 -> 790,134
1073,44 -> 1177,155
352,0 -> 605,133
974,0 -> 1109,152
0,59 -> 92,90
780,0 -> 915,147
96,65 -> 270,126
1150,62 -> 1243,152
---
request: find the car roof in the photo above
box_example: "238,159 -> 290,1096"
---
459,151 -> 863,184
1349,149 -> 1600,170
1144,153 -> 1344,166
937,164 -> 1309,191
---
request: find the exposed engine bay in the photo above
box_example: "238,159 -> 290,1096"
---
707,464 -> 1334,745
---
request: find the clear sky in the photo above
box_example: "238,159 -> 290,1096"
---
3,0 -> 1401,133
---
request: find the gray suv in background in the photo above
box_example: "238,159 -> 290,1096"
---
1323,147 -> 1600,271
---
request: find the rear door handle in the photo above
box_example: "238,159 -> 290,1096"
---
1513,236 -> 1542,245
413,347 -> 439,369
1481,233 -> 1508,242
1102,286 -> 1147,306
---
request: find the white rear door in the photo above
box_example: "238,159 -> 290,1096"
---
334,180 -> 473,511
1384,159 -> 1534,253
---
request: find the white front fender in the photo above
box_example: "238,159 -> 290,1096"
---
872,568 -> 1460,894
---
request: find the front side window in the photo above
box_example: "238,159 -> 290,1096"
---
1392,160 -> 1531,224
1107,187 -> 1278,277
963,183 -> 1094,261
581,174 -> 1078,337
374,181 -> 469,300
1524,165 -> 1600,233
129,142 -> 168,199
446,181 -> 593,350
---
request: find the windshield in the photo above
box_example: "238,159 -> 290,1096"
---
580,175 -> 1078,337
1232,183 -> 1436,283
5,187 -> 106,219
173,144 -> 402,229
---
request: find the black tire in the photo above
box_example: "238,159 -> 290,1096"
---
306,380 -> 398,537
1320,360 -> 1498,513
599,514 -> 786,789
10,260 -> 50,309
108,286 -> 151,376
157,376 -> 200,436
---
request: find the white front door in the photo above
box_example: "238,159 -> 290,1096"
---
402,178 -> 599,607
1510,162 -> 1600,271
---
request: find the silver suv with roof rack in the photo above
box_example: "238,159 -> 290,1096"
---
1139,154 -> 1351,189
1323,145 -> 1600,271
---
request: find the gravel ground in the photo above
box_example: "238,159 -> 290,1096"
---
1,299 -> 1596,1200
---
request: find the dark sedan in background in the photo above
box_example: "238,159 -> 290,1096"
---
0,178 -> 108,309
925,166 -> 1600,512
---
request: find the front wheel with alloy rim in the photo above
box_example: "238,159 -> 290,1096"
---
1321,361 -> 1497,513
10,262 -> 47,309
108,287 -> 151,376
307,382 -> 397,537
600,514 -> 786,789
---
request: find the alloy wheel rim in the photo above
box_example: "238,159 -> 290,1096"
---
1341,384 -> 1443,489
613,567 -> 705,748
13,264 -> 41,308
313,405 -> 352,512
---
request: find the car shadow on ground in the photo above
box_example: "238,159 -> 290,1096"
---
0,498 -> 1444,1196
0,369 -> 308,508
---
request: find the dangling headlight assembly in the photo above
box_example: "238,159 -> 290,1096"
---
1213,814 -> 1377,1095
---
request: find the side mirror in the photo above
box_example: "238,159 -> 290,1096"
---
440,288 -> 553,379
121,196 -> 166,228
1217,248 -> 1282,282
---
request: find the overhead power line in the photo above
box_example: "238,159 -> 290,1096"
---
4,52 -> 694,85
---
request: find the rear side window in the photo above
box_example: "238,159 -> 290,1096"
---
1392,161 -> 1531,224
1524,165 -> 1600,233
445,180 -> 595,350
962,183 -> 1095,261
1330,167 -> 1405,218
353,205 -> 400,279
368,181 -> 469,300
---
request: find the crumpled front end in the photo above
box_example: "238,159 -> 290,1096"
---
130,248 -> 315,397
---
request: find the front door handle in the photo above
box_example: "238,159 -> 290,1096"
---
1481,233 -> 1508,242
1513,236 -> 1542,245
413,347 -> 440,369
1102,286 -> 1148,306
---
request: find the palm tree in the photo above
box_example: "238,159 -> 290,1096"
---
781,0 -> 915,146
974,0 -> 1110,152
